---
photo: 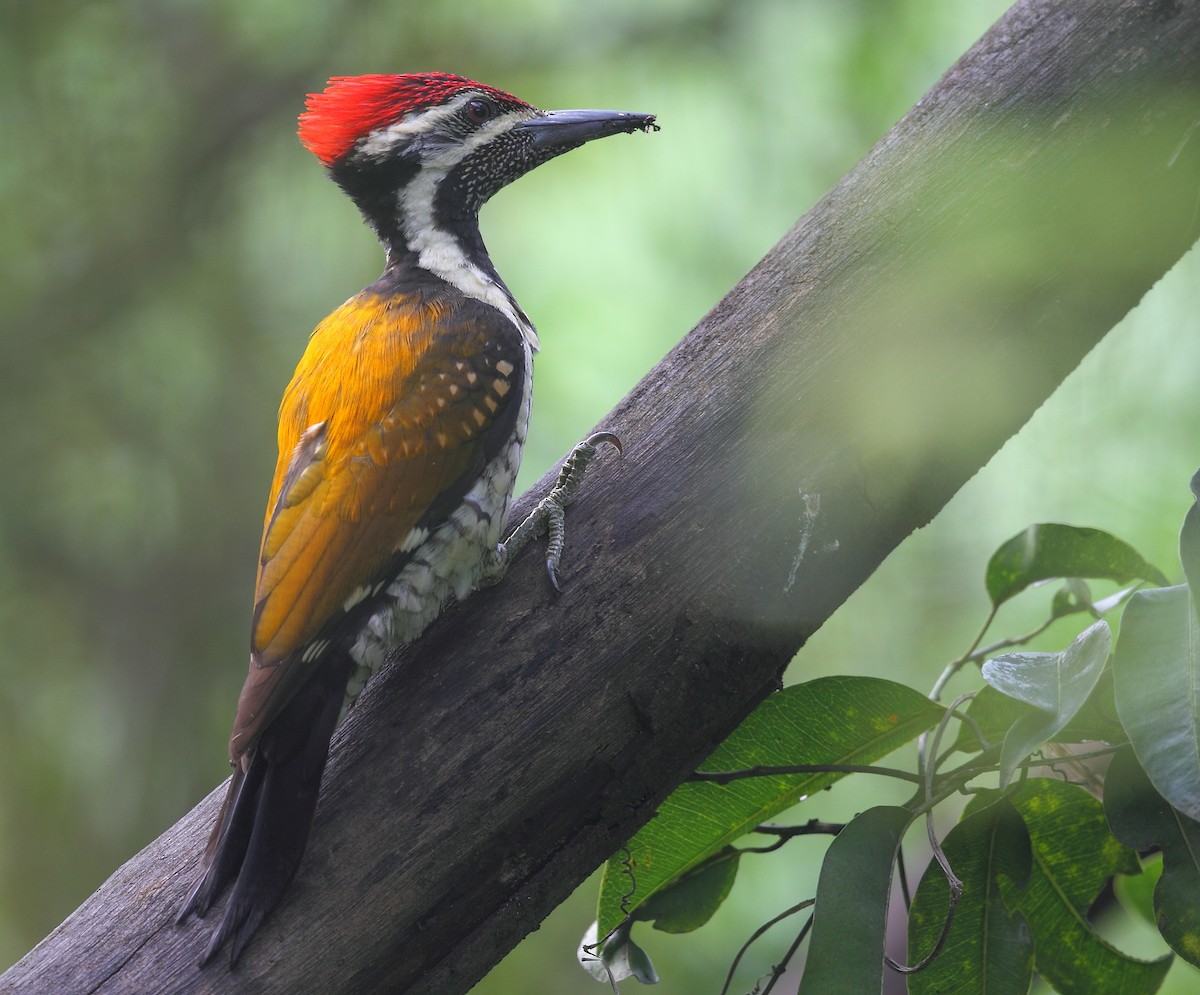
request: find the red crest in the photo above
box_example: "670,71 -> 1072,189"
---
298,73 -> 528,166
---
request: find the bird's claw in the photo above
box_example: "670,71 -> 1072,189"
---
488,430 -> 622,590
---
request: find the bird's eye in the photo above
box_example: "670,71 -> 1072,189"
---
465,98 -> 495,124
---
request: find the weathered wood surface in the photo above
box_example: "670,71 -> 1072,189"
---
6,1 -> 1199,992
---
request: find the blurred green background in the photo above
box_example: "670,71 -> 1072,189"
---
3,0 -> 1199,991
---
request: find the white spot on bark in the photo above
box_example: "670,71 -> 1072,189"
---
784,492 -> 824,595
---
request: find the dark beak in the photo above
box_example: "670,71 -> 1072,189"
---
518,108 -> 658,149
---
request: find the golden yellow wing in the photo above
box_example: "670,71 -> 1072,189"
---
230,284 -> 525,760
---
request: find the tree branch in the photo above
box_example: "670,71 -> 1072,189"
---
7,1 -> 1200,992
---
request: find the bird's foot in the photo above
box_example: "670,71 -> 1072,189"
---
483,431 -> 622,590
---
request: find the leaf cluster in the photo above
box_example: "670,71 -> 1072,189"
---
578,472 -> 1200,993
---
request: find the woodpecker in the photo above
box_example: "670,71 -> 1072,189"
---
176,73 -> 656,965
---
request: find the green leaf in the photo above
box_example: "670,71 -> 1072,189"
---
953,685 -> 1035,754
1055,664 -> 1126,746
797,806 -> 911,995
1114,853 -> 1162,930
1001,779 -> 1171,994
1049,578 -> 1090,619
633,847 -> 740,934
981,621 -> 1110,787
908,796 -> 1033,995
985,524 -> 1167,609
597,677 -> 942,937
1113,585 -> 1200,821
578,920 -> 659,986
1105,745 -> 1200,967
954,666 -> 1124,756
1180,468 -> 1200,614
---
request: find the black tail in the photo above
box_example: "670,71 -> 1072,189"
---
177,651 -> 353,966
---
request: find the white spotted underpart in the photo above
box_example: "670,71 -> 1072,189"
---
397,525 -> 429,553
364,93 -> 541,352
338,336 -> 534,717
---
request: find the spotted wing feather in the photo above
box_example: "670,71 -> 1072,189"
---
230,285 -> 525,762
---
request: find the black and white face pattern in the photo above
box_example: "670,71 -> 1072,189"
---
334,89 -> 546,344
366,92 -> 546,204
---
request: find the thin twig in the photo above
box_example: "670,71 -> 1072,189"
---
760,913 -> 814,995
744,820 -> 845,850
887,694 -> 970,974
916,691 -> 978,822
897,845 -> 913,910
616,847 -> 636,918
937,702 -> 991,765
717,901 -> 814,995
690,763 -> 922,786
906,742 -> 1126,819
930,606 -> 997,702
887,807 -> 962,975
929,582 -> 1140,704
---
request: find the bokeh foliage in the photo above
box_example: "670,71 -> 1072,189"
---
3,1 -> 1199,991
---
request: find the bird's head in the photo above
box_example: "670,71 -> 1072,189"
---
297,73 -> 657,262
